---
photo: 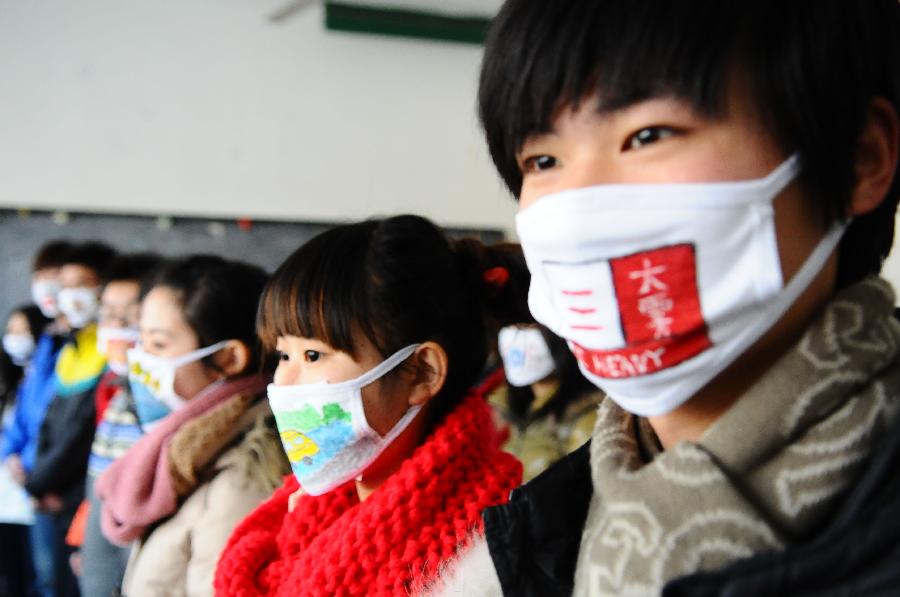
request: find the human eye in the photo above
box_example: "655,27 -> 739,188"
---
520,154 -> 558,174
277,351 -> 290,362
622,126 -> 680,151
303,350 -> 322,363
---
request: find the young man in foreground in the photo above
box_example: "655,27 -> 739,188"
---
454,1 -> 900,595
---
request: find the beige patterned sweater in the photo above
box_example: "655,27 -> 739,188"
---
574,277 -> 900,595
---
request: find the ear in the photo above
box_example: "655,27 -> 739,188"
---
215,340 -> 251,378
850,97 -> 899,217
407,341 -> 449,407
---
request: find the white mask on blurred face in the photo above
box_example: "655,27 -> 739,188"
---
498,326 -> 556,387
126,341 -> 229,429
3,334 -> 35,366
32,280 -> 62,319
58,287 -> 101,329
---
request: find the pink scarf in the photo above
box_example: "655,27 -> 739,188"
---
96,374 -> 268,545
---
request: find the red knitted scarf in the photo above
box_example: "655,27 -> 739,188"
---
214,385 -> 521,597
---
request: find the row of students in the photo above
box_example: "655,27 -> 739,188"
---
2,223 -> 547,597
6,2 -> 899,594
1,240 -> 117,597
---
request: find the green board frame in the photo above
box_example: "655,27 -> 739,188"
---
325,2 -> 491,44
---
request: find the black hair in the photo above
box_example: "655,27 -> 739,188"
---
14,304 -> 52,343
63,241 -> 118,278
102,253 -> 164,286
258,215 -> 527,426
142,255 -> 269,375
32,240 -> 73,272
479,0 -> 900,288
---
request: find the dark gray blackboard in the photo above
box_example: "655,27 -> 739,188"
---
0,209 -> 503,324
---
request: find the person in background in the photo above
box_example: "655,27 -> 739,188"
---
95,255 -> 288,597
0,304 -> 50,597
214,215 -> 523,597
2,240 -> 74,484
67,253 -> 162,597
1,240 -> 74,597
30,240 -> 73,324
1,305 -> 51,417
26,241 -> 117,597
492,324 -> 600,482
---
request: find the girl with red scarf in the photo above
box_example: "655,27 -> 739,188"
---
215,215 -> 524,596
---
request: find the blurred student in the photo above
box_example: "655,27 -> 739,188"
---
66,253 -> 161,597
0,304 -> 50,597
26,241 -> 116,597
95,255 -> 288,597
1,305 -> 50,417
30,240 -> 72,323
493,325 -> 600,482
2,241 -> 73,487
214,215 -> 522,596
1,240 -> 74,597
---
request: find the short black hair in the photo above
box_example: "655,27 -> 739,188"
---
102,253 -> 164,286
63,242 -> 118,278
32,240 -> 73,272
479,0 -> 900,288
143,255 -> 269,375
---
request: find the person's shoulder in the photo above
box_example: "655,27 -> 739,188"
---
664,415 -> 900,595
206,423 -> 288,505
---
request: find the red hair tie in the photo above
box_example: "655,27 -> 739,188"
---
483,266 -> 510,287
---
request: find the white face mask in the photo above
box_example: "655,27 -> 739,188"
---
126,341 -> 229,429
58,286 -> 101,329
517,155 -> 846,416
32,280 -> 62,319
267,344 -> 421,496
98,327 -> 141,375
3,334 -> 35,366
498,326 -> 556,387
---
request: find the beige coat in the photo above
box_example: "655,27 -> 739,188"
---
122,447 -> 273,597
122,399 -> 288,597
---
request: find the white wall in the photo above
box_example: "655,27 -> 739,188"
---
4,1 -> 900,297
0,0 -> 516,232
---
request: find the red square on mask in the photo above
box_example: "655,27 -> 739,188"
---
570,244 -> 711,379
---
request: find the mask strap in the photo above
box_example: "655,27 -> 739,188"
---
352,344 -> 421,389
671,219 -> 848,410
171,340 -> 232,368
760,153 -> 801,198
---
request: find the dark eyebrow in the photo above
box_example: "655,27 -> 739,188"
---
516,130 -> 560,154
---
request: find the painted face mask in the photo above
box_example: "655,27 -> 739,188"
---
127,341 -> 229,429
517,155 -> 846,417
98,327 -> 141,376
3,334 -> 35,366
32,279 -> 62,319
267,344 -> 421,496
498,326 -> 556,387
58,286 -> 101,329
